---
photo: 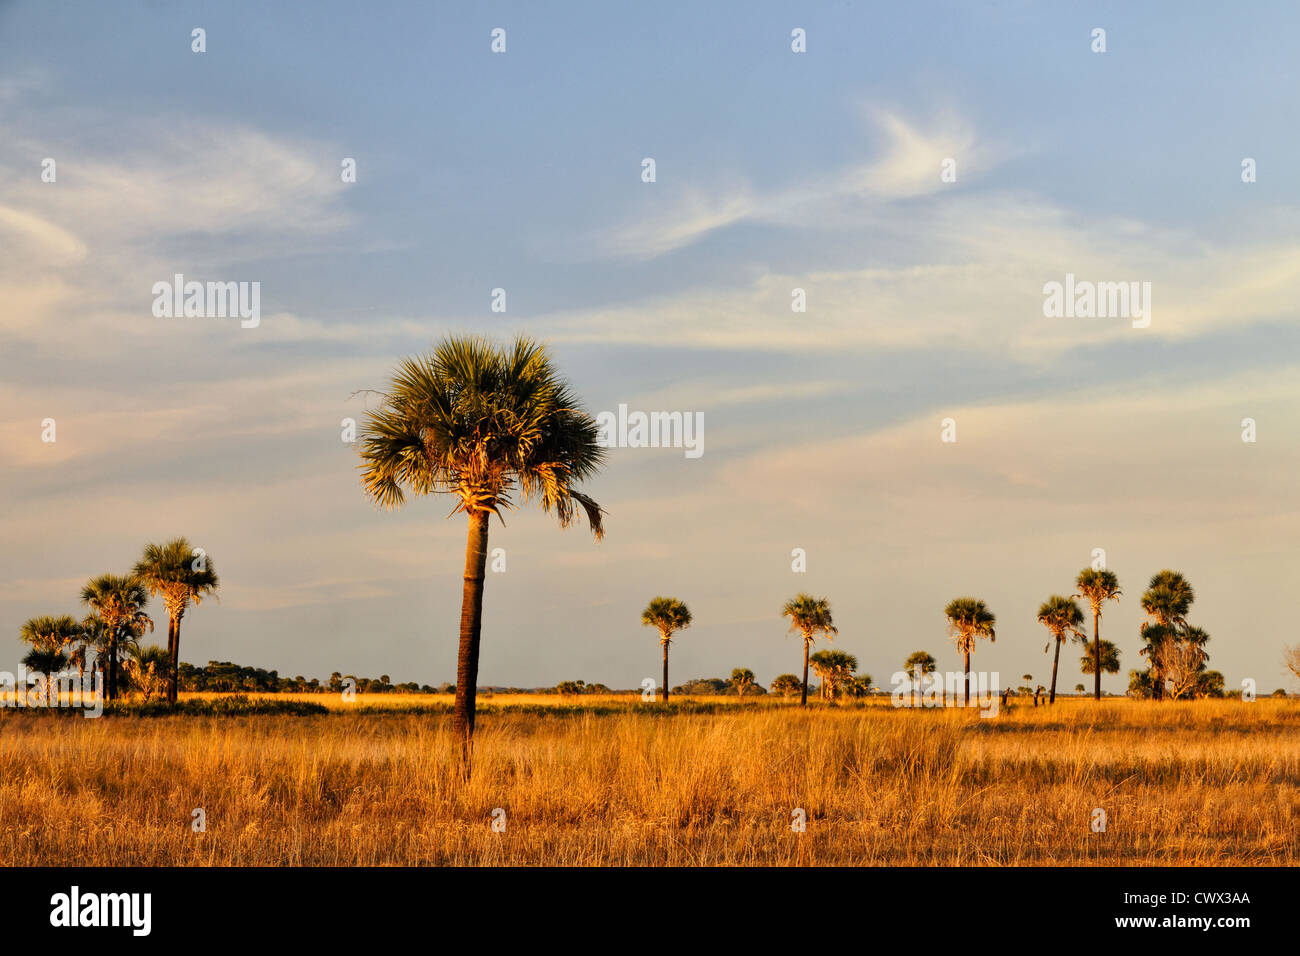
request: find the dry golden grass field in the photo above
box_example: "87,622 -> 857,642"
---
2,695 -> 1298,866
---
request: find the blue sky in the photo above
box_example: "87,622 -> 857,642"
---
2,0 -> 1298,693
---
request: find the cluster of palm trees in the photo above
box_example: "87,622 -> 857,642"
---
932,568 -> 1210,705
638,567 -> 1208,712
641,592 -> 865,706
354,335 -> 1223,749
15,538 -> 218,704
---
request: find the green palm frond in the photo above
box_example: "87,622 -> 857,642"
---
1036,595 -> 1087,644
782,594 -> 837,643
19,614 -> 82,651
1075,568 -> 1121,610
642,596 -> 692,642
944,597 -> 996,651
80,573 -> 154,643
134,538 -> 220,607
21,646 -> 68,677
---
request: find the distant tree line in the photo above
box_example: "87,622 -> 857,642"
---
178,662 -> 436,695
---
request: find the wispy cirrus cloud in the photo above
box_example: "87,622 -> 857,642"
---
0,104 -> 354,347
556,108 -> 999,262
536,190 -> 1300,359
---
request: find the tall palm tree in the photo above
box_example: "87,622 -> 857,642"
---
641,597 -> 692,702
134,538 -> 220,703
904,650 -> 937,706
79,574 -> 153,701
21,647 -> 68,705
358,336 -> 606,745
1140,570 -> 1194,700
782,594 -> 838,707
1075,568 -> 1121,700
944,597 -> 996,706
1036,595 -> 1086,704
809,649 -> 857,701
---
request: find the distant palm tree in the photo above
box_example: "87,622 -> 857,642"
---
770,674 -> 802,698
641,597 -> 692,702
1140,570 -> 1194,700
1074,683 -> 1086,695
782,594 -> 838,707
904,650 -> 937,706
809,649 -> 857,701
730,667 -> 756,698
358,336 -> 606,747
1037,595 -> 1086,704
134,538 -> 220,704
1075,568 -> 1122,700
944,598 -> 996,706
80,574 -> 153,701
21,647 -> 68,705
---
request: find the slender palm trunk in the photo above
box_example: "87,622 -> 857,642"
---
171,609 -> 187,704
1049,636 -> 1062,704
166,614 -> 176,703
167,615 -> 178,704
800,638 -> 810,707
1092,609 -> 1102,700
661,640 -> 670,703
963,649 -> 971,706
452,510 -> 490,752
108,642 -> 118,701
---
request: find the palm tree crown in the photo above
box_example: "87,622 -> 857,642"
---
19,615 -> 82,652
1080,639 -> 1121,675
1141,570 -> 1194,629
80,574 -> 152,634
1075,568 -> 1121,612
641,597 -> 692,644
358,335 -> 605,534
1037,595 -> 1086,641
945,597 -> 997,651
783,594 -> 838,643
134,539 -> 219,609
